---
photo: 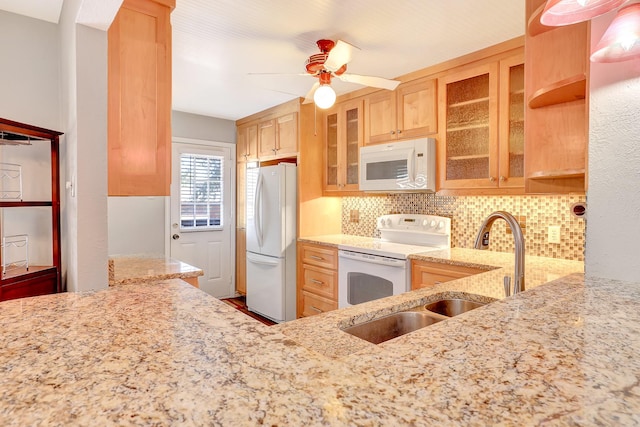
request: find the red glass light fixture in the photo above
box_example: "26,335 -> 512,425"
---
591,3 -> 640,62
541,0 -> 625,26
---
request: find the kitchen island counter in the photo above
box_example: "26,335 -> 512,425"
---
2,271 -> 639,425
108,253 -> 203,287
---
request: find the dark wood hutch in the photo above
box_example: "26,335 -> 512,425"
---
0,118 -> 62,301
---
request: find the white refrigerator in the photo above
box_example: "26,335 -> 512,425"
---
246,163 -> 297,323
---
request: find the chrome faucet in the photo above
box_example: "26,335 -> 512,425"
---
474,211 -> 525,296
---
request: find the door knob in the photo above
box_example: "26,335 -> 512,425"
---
172,234 -> 180,240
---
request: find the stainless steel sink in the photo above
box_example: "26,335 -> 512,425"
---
342,311 -> 443,344
423,298 -> 492,317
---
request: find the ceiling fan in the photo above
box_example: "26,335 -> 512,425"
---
263,39 -> 401,109
303,39 -> 401,108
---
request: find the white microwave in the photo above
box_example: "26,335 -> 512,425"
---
359,138 -> 436,192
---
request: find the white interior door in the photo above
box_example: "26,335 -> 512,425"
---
170,141 -> 234,298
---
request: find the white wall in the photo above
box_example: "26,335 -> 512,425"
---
59,0 -> 109,292
0,11 -> 60,128
586,14 -> 640,282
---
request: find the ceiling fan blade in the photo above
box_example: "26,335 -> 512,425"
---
303,81 -> 320,104
324,40 -> 355,72
337,73 -> 401,91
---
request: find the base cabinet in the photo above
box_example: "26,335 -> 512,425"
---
411,260 -> 487,290
297,243 -> 338,317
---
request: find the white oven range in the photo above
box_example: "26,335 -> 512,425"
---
338,214 -> 451,308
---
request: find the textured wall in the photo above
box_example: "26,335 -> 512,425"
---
586,15 -> 640,281
342,194 -> 586,261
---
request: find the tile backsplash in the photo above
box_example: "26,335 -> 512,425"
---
342,194 -> 586,261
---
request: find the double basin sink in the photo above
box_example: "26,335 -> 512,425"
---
342,297 -> 494,345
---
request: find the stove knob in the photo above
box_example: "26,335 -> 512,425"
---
386,218 -> 392,227
437,221 -> 444,229
379,218 -> 385,228
423,220 -> 428,227
430,220 -> 436,228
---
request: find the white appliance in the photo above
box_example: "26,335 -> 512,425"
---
246,163 -> 297,323
338,214 -> 451,308
359,138 -> 436,192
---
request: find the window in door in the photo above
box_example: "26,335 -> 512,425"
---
179,153 -> 224,229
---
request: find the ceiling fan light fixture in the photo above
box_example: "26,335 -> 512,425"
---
591,3 -> 640,62
313,84 -> 336,109
540,0 -> 625,26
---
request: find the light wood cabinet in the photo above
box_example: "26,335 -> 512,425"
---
235,228 -> 246,295
437,50 -> 524,192
411,260 -> 486,290
324,98 -> 363,193
237,123 -> 258,162
364,77 -> 437,145
524,0 -> 588,194
297,242 -> 338,317
258,113 -> 298,159
107,0 -> 175,196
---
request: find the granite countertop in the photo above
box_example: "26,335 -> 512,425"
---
108,254 -> 203,286
280,235 -> 585,359
2,246 -> 640,424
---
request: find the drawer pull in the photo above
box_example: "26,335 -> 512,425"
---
310,279 -> 324,285
310,306 -> 323,313
309,255 -> 324,261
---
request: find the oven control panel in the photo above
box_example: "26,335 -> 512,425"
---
377,214 -> 451,247
377,214 -> 450,233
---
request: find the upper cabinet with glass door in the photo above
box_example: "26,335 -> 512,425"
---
437,49 -> 524,193
324,98 -> 363,194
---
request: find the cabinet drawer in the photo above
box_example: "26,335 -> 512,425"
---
411,260 -> 486,290
301,290 -> 337,317
300,244 -> 337,270
301,264 -> 337,300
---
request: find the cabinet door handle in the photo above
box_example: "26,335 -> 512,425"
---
390,130 -> 395,135
500,175 -> 506,182
489,176 -> 496,182
310,255 -> 323,261
397,129 -> 402,134
310,306 -> 323,313
310,279 -> 324,285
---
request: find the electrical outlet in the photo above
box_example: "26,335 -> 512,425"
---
349,209 -> 359,223
548,225 -> 561,244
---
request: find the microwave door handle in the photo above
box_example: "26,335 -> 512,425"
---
408,148 -> 416,183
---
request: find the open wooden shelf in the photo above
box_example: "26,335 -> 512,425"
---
528,168 -> 585,180
527,3 -> 554,37
528,74 -> 587,109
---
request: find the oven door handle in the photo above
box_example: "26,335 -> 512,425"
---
338,250 -> 406,268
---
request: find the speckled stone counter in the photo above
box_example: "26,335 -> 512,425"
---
108,254 -> 203,287
1,273 -> 640,425
278,236 -> 584,359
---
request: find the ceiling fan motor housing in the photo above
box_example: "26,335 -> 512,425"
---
305,39 -> 347,75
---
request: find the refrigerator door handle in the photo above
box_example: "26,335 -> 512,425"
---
254,172 -> 264,247
247,252 -> 279,266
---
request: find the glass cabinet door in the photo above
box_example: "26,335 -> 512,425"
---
499,54 -> 525,187
344,104 -> 360,189
439,62 -> 499,189
323,99 -> 363,193
325,110 -> 339,190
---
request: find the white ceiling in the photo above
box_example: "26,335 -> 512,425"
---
0,0 -> 525,121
